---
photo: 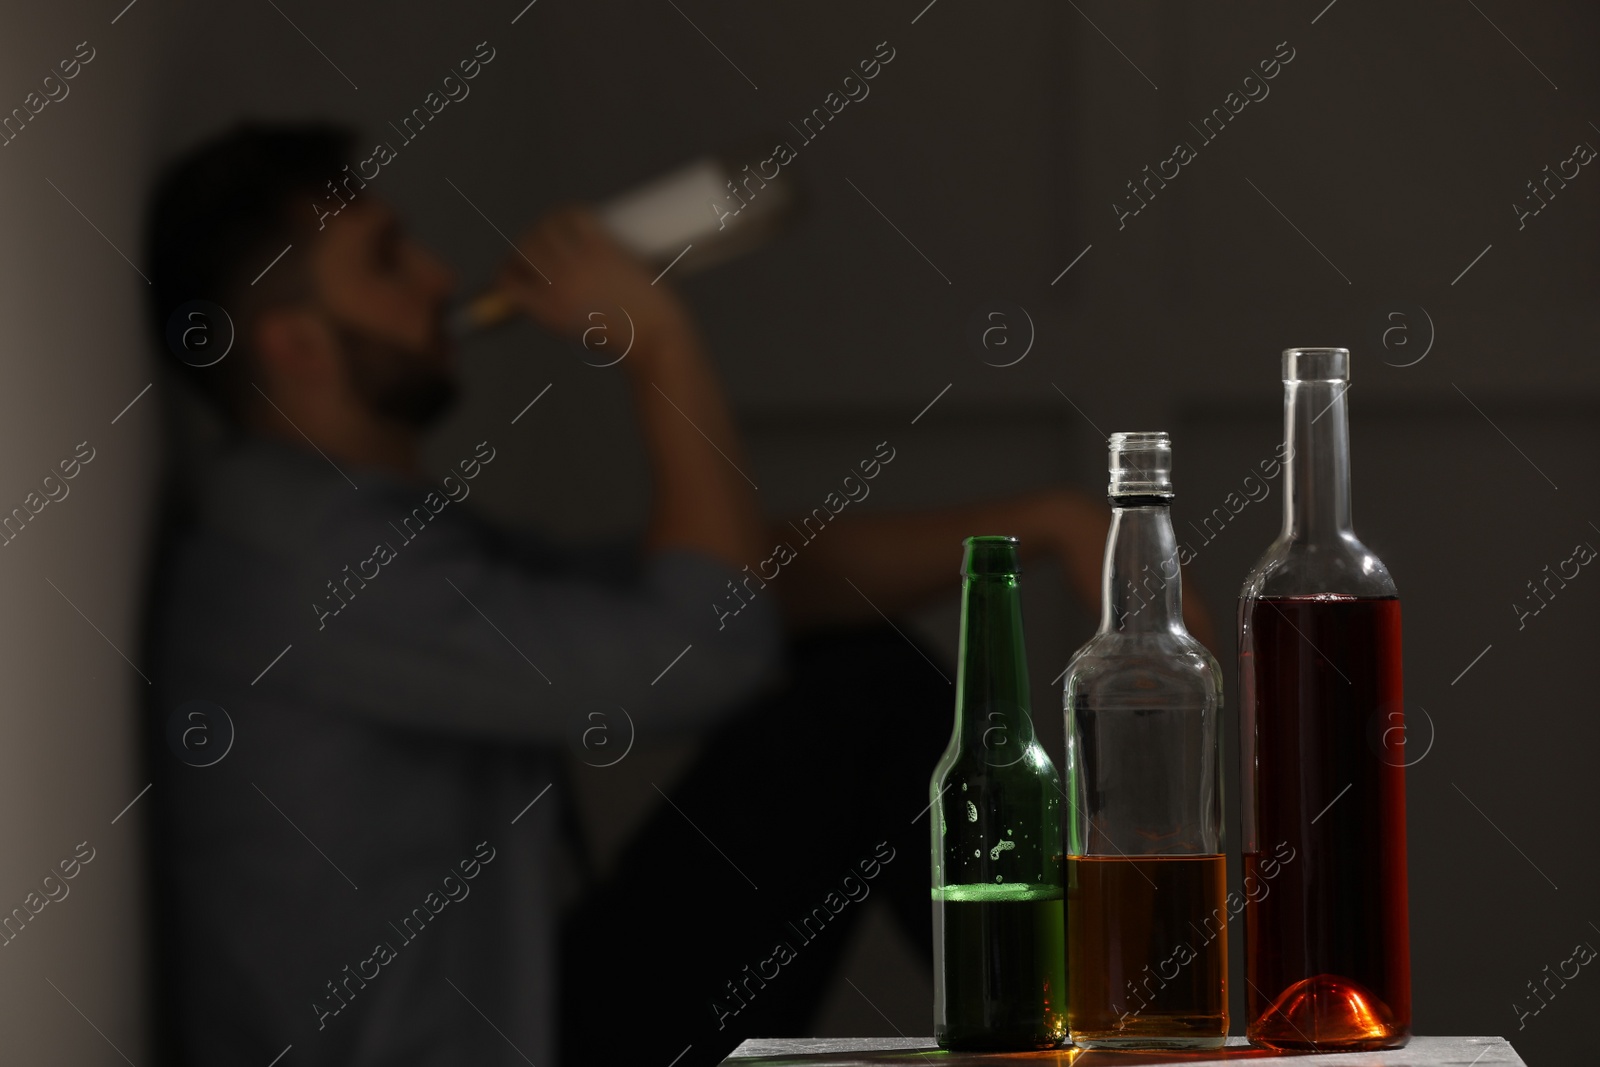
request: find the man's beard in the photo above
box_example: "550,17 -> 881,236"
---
329,318 -> 458,429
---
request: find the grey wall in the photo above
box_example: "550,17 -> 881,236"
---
127,0 -> 1600,1063
0,3 -> 159,1063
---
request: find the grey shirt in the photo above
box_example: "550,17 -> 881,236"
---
151,436 -> 783,1066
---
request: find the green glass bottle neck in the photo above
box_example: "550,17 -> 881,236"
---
1100,505 -> 1185,634
954,573 -> 1036,751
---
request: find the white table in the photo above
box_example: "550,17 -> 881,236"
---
722,1035 -> 1525,1065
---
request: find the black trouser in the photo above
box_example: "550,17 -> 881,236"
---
559,624 -> 953,1067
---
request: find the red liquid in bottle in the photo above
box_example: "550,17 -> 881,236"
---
1239,594 -> 1411,1051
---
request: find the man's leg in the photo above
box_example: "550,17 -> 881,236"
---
560,623 -> 951,1067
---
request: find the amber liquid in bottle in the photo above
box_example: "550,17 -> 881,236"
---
1067,855 -> 1228,1045
1062,432 -> 1227,1050
1240,594 -> 1411,1049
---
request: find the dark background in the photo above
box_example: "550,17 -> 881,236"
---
0,0 -> 1594,1063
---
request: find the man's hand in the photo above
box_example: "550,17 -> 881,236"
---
765,487 -> 1220,652
495,205 -> 695,360
769,489 -> 1100,629
1038,489 -> 1110,614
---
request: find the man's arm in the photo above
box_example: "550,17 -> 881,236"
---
770,488 -> 1218,649
256,196 -> 792,745
266,501 -> 784,746
493,210 -> 1214,649
496,206 -> 766,571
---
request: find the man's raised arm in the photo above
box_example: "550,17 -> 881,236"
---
496,206 -> 767,571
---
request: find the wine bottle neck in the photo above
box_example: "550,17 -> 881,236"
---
1283,378 -> 1354,541
1101,505 -> 1184,634
954,574 -> 1035,752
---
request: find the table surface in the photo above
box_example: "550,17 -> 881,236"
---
722,1036 -> 1524,1066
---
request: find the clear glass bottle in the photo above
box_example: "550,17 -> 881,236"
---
1238,347 -> 1411,1050
1062,432 -> 1227,1050
930,536 -> 1067,1051
450,147 -> 801,335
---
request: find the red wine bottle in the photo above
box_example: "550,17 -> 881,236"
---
1238,347 -> 1411,1051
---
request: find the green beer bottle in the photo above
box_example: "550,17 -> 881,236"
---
930,535 -> 1068,1051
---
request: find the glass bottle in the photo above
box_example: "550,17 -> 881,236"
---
1238,347 -> 1411,1051
450,146 -> 800,335
930,536 -> 1067,1051
1062,432 -> 1227,1050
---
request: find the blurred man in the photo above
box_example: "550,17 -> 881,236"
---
143,122 -> 1140,1067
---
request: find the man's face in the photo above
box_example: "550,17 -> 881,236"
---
308,198 -> 459,427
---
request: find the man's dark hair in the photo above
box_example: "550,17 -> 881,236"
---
145,121 -> 356,421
